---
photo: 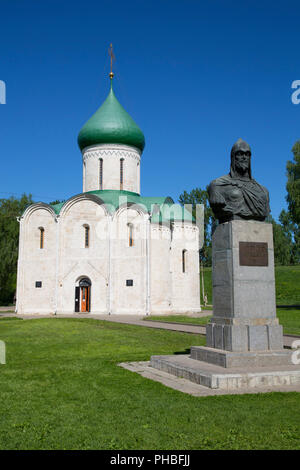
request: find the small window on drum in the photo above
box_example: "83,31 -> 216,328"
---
120,158 -> 124,190
126,280 -> 133,286
99,158 -> 103,190
35,281 -> 42,288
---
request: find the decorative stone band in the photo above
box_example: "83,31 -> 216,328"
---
82,144 -> 141,163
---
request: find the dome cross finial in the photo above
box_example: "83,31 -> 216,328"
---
108,43 -> 115,80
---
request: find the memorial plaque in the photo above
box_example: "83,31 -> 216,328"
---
239,241 -> 268,266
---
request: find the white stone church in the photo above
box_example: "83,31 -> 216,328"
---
16,75 -> 201,315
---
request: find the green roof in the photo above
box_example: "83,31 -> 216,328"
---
77,81 -> 145,152
50,190 -> 194,224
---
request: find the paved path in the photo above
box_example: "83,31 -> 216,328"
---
0,311 -> 298,348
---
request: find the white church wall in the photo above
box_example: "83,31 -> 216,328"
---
170,223 -> 201,313
17,201 -> 201,316
82,144 -> 141,194
57,197 -> 109,313
17,206 -> 57,314
149,224 -> 172,313
110,206 -> 147,314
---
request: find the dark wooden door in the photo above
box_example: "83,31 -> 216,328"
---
75,286 -> 80,312
81,287 -> 87,312
80,286 -> 90,312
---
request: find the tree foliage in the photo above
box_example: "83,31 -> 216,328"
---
0,194 -> 33,305
283,142 -> 300,264
268,213 -> 293,265
286,141 -> 300,226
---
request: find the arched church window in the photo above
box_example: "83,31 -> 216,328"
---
39,227 -> 45,249
120,158 -> 124,190
128,223 -> 134,247
182,249 -> 187,273
99,158 -> 103,190
83,224 -> 90,248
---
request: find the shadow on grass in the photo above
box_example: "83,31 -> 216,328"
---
0,316 -> 23,321
174,348 -> 191,355
277,305 -> 300,310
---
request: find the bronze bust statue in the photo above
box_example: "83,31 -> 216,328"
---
208,139 -> 270,223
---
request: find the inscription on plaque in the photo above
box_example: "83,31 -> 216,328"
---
239,242 -> 268,266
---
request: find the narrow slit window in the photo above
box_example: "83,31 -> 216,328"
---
99,158 -> 103,190
83,161 -> 86,191
182,249 -> 187,273
39,228 -> 45,249
120,158 -> 124,190
84,225 -> 90,248
128,223 -> 134,247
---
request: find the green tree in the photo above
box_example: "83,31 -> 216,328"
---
0,194 -> 33,305
285,142 -> 300,263
179,187 -> 215,266
269,214 -> 293,265
49,200 -> 64,205
286,141 -> 300,225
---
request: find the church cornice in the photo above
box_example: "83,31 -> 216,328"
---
82,144 -> 141,163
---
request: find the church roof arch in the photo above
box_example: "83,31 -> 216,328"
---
58,193 -> 111,220
113,201 -> 148,221
22,202 -> 57,223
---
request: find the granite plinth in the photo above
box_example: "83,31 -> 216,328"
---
209,220 -> 282,352
206,323 -> 283,352
190,346 -> 292,368
150,353 -> 300,390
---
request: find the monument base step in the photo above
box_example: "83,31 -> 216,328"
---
150,354 -> 300,390
190,346 -> 292,368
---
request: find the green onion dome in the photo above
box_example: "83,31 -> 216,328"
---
78,80 -> 145,152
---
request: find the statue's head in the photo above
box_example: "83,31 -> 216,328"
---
230,138 -> 252,178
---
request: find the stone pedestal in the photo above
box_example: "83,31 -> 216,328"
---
149,220 -> 298,390
207,220 -> 282,350
196,220 -> 287,367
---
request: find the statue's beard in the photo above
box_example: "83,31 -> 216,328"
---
235,162 -> 249,175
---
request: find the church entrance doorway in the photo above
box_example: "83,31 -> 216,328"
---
75,277 -> 91,313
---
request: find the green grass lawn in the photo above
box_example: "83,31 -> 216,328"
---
277,308 -> 300,336
201,265 -> 300,306
275,266 -> 300,305
0,317 -> 299,450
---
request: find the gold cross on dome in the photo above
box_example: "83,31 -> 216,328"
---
108,43 -> 115,79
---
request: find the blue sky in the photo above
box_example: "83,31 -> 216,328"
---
0,0 -> 299,220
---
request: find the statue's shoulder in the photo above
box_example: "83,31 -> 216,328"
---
209,174 -> 231,189
252,179 -> 269,196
